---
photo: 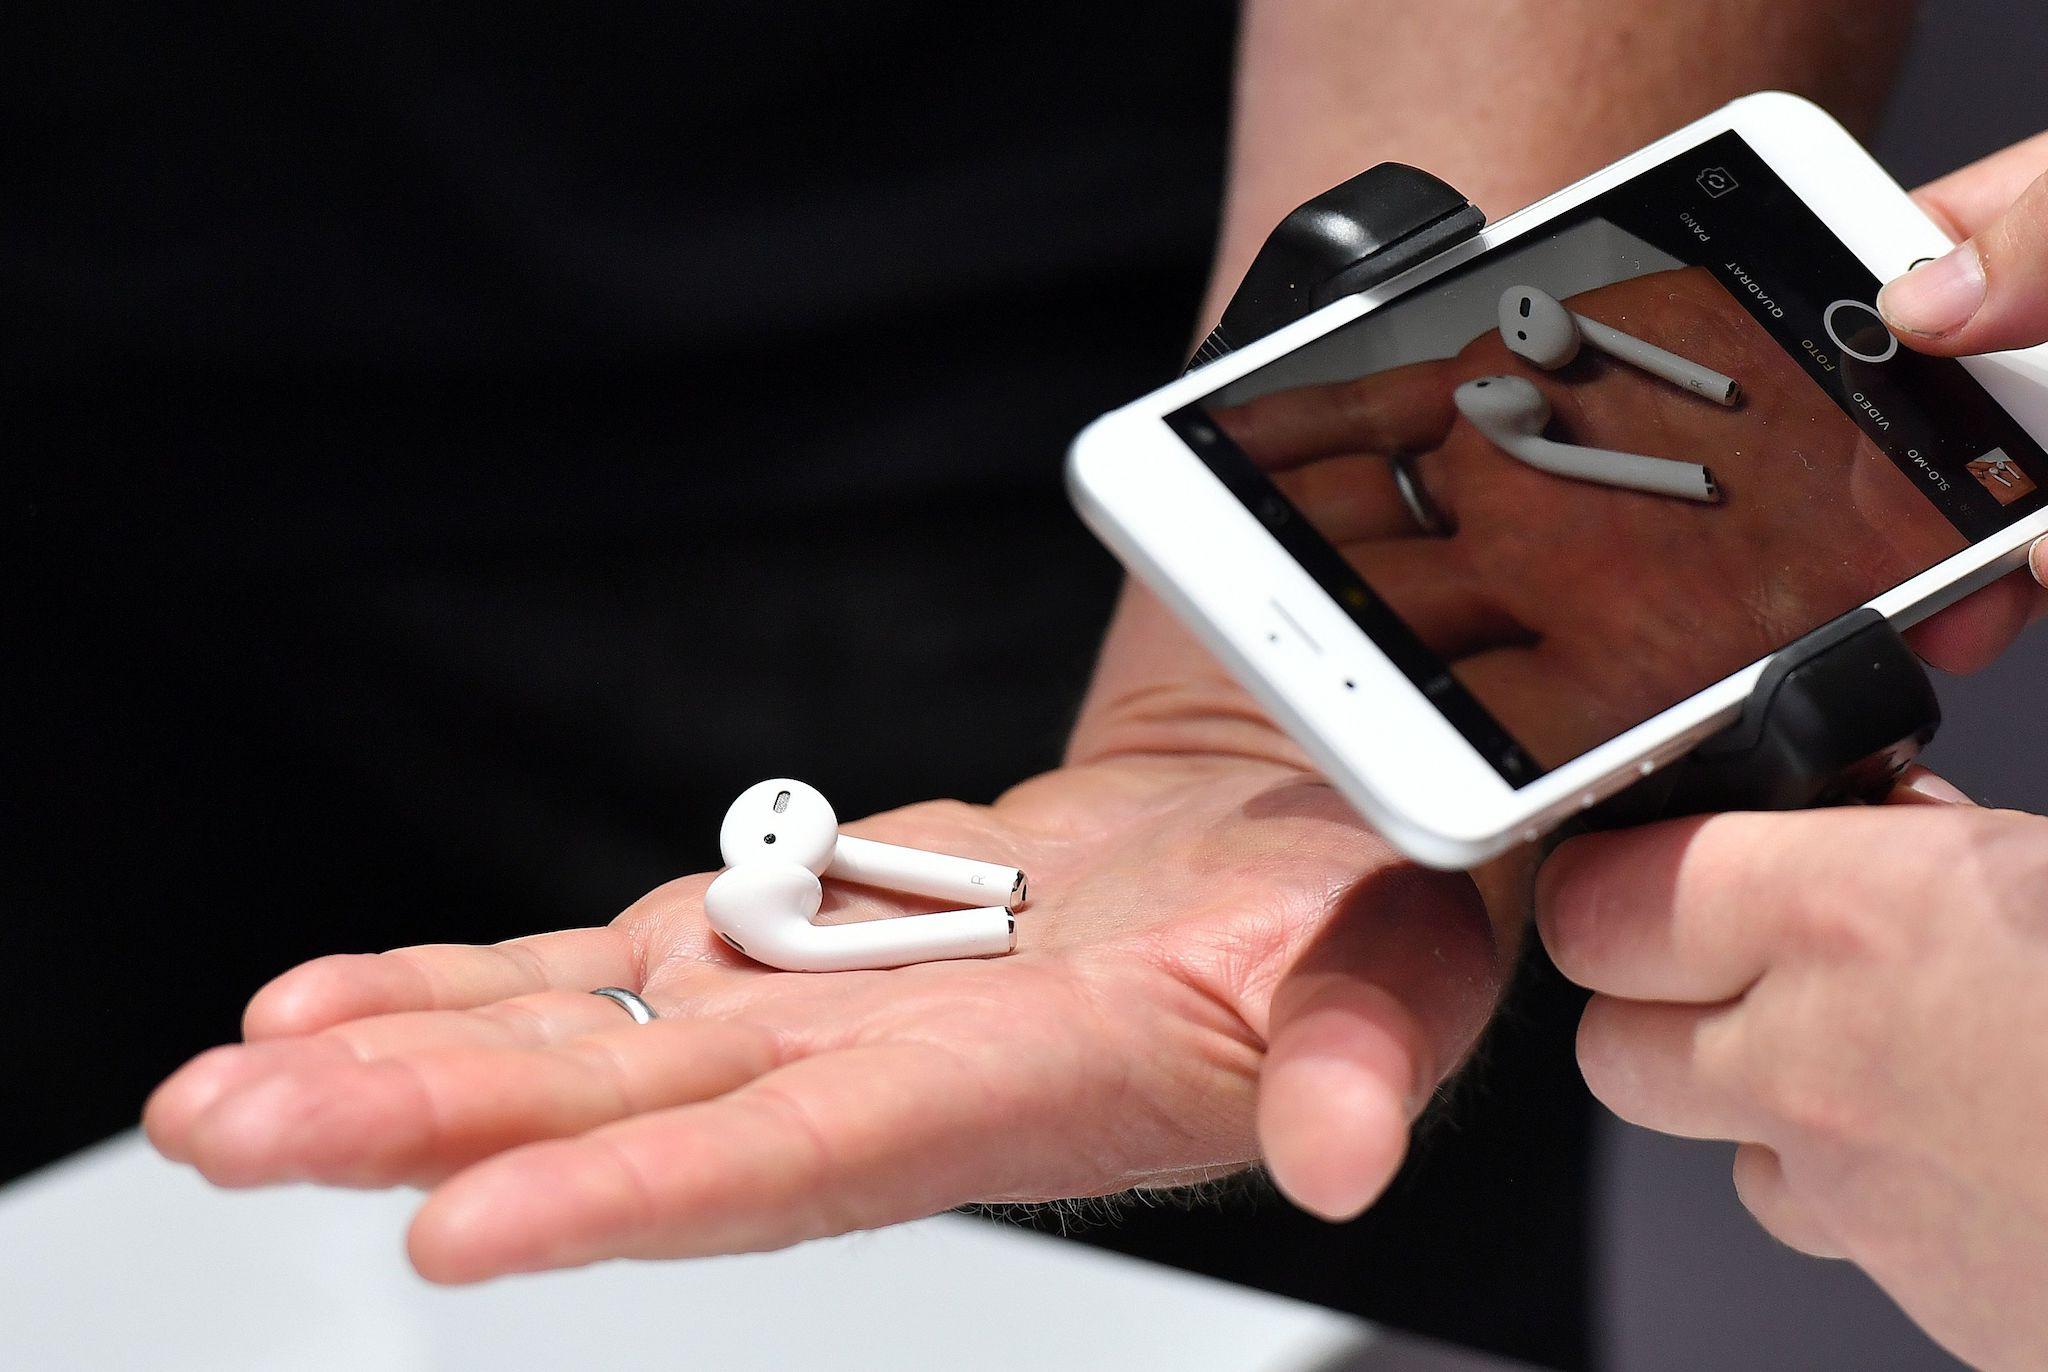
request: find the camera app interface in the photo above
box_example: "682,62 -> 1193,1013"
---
1175,131 -> 2048,785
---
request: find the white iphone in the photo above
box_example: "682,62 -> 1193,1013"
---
1069,92 -> 2048,869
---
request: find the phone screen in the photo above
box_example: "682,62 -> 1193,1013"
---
1172,129 -> 2048,786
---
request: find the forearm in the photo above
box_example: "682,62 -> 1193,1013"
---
1206,0 -> 1918,326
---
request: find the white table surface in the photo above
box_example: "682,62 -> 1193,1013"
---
0,1132 -> 1530,1371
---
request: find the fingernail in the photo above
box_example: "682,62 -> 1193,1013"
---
1900,771 -> 1973,805
1878,242 -> 1985,339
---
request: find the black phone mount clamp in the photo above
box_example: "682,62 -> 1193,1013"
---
1189,163 -> 1487,372
1584,609 -> 1940,828
1196,164 -> 1942,824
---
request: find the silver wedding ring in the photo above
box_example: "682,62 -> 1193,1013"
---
1391,453 -> 1451,537
590,987 -> 657,1024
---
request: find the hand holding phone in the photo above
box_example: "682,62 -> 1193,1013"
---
1524,130 -> 2048,1372
1881,128 -> 2048,359
1876,129 -> 2048,666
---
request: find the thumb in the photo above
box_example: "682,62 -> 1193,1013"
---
1258,973 -> 1424,1221
1878,168 -> 2048,354
1257,863 -> 1499,1221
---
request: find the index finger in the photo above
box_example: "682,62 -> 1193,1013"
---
1535,810 -> 1822,1003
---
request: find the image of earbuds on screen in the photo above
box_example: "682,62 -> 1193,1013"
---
703,778 -> 1025,972
1500,286 -> 1741,406
1454,375 -> 1720,503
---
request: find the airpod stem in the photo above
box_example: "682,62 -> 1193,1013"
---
828,835 -> 1028,913
1517,436 -> 1720,503
786,905 -> 1014,973
1572,314 -> 1742,407
1453,375 -> 1719,504
704,862 -> 1014,973
761,909 -> 1015,974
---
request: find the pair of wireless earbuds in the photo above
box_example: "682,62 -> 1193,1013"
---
1448,285 -> 1739,505
703,779 -> 1025,972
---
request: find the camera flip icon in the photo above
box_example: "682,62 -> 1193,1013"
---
1696,166 -> 1739,198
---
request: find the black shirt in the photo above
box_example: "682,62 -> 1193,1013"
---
9,8 -> 1593,1365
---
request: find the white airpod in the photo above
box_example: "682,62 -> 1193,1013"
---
1453,375 -> 1720,503
702,778 -> 1023,972
1499,286 -> 1741,407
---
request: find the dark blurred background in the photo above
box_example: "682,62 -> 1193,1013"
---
10,6 -> 2046,1370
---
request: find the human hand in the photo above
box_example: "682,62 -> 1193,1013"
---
1877,129 -> 2048,638
1881,128 -> 2048,360
1217,265 -> 1967,766
144,580 -> 1509,1282
1536,781 -> 2048,1370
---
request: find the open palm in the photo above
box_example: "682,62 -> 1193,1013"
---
145,586 -> 1507,1282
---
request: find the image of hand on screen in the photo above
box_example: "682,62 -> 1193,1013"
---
1212,265 -> 1967,769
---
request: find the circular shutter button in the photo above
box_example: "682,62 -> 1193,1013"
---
1823,299 -> 1899,364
